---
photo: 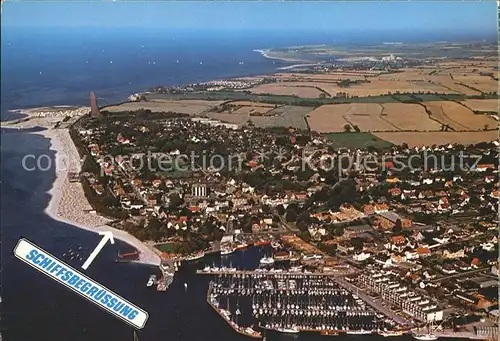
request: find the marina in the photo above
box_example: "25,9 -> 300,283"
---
203,267 -> 407,338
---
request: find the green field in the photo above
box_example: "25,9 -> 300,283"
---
325,132 -> 393,149
155,242 -> 180,253
145,91 -> 497,108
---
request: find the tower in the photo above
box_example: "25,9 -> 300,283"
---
90,92 -> 100,117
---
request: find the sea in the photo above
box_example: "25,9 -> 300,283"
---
0,28 -> 475,341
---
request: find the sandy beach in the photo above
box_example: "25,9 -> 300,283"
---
3,109 -> 161,266
253,49 -> 313,63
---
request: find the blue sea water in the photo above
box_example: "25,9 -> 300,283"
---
0,28 -> 473,341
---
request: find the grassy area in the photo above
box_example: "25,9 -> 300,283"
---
145,91 -> 497,107
155,242 -> 180,253
325,132 -> 393,149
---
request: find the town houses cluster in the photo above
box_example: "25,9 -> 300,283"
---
72,111 -> 498,321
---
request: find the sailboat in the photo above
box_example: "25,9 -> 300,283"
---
412,321 -> 438,340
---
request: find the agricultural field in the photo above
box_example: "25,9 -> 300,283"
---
228,101 -> 277,107
207,105 -> 311,130
460,99 -> 498,112
430,77 -> 482,96
422,101 -> 497,131
380,103 -> 442,131
223,101 -> 278,116
306,104 -> 351,132
344,103 -> 396,131
454,76 -> 497,94
307,103 -> 407,132
374,131 -> 498,147
274,72 -> 372,81
325,132 -> 393,149
249,83 -> 325,98
251,79 -> 458,98
103,100 -> 223,115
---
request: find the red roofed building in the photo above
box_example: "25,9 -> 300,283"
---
471,257 -> 481,268
388,188 -> 402,197
363,204 -> 375,215
391,235 -> 406,245
416,247 -> 431,257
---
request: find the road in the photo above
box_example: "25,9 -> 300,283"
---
431,267 -> 490,282
333,276 -> 414,328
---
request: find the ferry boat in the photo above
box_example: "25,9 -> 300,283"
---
186,251 -> 205,261
379,330 -> 404,337
260,257 -> 275,266
146,275 -> 156,287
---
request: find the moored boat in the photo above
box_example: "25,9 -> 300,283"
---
275,326 -> 300,334
186,251 -> 205,261
259,257 -> 275,266
242,326 -> 262,339
346,329 -> 373,335
379,330 -> 404,337
412,334 -> 438,341
146,275 -> 156,287
235,243 -> 248,250
221,246 -> 235,255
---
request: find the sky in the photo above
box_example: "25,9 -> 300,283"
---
1,1 -> 497,33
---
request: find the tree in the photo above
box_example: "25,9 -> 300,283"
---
343,124 -> 352,133
169,193 -> 183,208
299,230 -> 311,242
332,225 -> 345,237
286,209 -> 298,222
276,204 -> 286,215
296,221 -> 308,232
297,211 -> 311,223
484,124 -> 489,131
392,219 -> 403,234
353,125 -> 360,132
350,237 -> 364,250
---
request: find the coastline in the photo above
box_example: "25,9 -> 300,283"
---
253,48 -> 313,63
2,111 -> 161,266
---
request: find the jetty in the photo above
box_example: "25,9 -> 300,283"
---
156,260 -> 175,291
197,267 -> 357,277
206,282 -> 263,339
